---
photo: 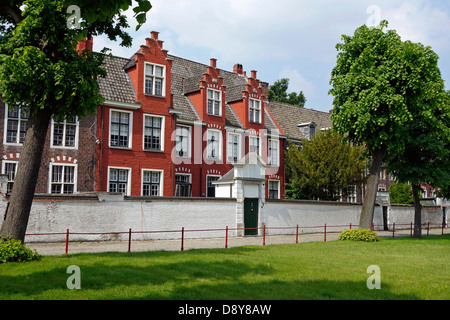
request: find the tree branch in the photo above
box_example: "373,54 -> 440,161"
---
0,2 -> 23,25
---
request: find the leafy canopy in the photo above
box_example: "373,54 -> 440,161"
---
285,130 -> 367,201
329,21 -> 446,157
268,78 -> 306,107
0,0 -> 151,120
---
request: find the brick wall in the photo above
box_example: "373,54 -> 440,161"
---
0,99 -> 97,194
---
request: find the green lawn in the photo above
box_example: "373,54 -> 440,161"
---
0,235 -> 449,300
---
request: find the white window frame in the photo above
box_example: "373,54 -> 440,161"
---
109,109 -> 133,149
50,116 -> 79,149
144,62 -> 166,97
107,166 -> 131,196
48,163 -> 78,194
249,98 -> 261,123
141,169 -> 164,196
347,185 -> 357,203
268,139 -> 280,167
249,135 -> 261,156
3,104 -> 28,145
207,88 -> 222,116
175,173 -> 192,197
268,180 -> 280,199
1,160 -> 18,194
227,132 -> 241,163
175,125 -> 191,158
206,174 -> 221,197
206,129 -> 222,161
143,114 -> 165,152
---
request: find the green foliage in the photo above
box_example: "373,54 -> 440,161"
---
285,130 -> 367,201
339,228 -> 379,242
268,78 -> 306,107
329,20 -> 450,197
389,183 -> 417,205
0,237 -> 41,263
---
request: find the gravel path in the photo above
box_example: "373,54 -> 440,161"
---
26,228 -> 449,256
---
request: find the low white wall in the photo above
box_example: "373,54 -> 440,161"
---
0,194 -> 444,243
13,196 -> 237,242
261,199 -> 383,234
388,205 -> 444,229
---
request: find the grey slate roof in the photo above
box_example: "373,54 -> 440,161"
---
97,55 -> 137,104
265,101 -> 332,140
96,52 -> 331,140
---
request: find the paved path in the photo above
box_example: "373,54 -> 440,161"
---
26,228 -> 449,256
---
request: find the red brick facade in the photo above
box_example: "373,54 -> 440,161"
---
1,31 -> 337,200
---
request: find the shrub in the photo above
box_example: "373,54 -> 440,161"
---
0,237 -> 41,263
339,228 -> 379,242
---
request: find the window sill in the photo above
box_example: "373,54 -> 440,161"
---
206,113 -> 222,118
144,93 -> 166,99
109,146 -> 132,150
143,148 -> 164,153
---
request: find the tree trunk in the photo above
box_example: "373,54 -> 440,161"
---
0,110 -> 52,242
412,183 -> 422,238
359,148 -> 386,230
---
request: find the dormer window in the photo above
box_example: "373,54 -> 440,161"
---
297,122 -> 316,140
144,62 -> 165,97
249,98 -> 261,123
207,89 -> 221,116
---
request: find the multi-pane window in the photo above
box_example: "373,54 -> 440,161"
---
175,174 -> 191,197
268,180 -> 279,199
110,110 -> 131,148
50,165 -> 76,194
52,116 -> 78,148
207,176 -> 220,197
207,130 -> 221,160
5,106 -> 28,144
249,136 -> 260,156
249,99 -> 261,123
142,170 -> 162,196
347,185 -> 357,203
108,168 -> 129,194
268,139 -> 279,166
144,115 -> 163,151
207,89 -> 221,116
144,63 -> 165,96
227,133 -> 240,163
176,126 -> 190,157
2,161 -> 17,194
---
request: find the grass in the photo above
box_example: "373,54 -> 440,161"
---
0,235 -> 449,300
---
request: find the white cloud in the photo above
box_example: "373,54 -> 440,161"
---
383,2 -> 450,52
91,0 -> 450,111
278,66 -> 316,100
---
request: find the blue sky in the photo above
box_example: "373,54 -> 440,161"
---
94,0 -> 450,113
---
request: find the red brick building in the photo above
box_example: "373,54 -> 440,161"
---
1,31 -> 334,199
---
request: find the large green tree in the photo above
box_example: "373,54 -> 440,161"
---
285,130 -> 367,201
329,20 -> 449,230
0,0 -> 151,242
386,87 -> 449,237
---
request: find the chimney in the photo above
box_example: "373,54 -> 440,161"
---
233,63 -> 243,75
76,35 -> 93,52
151,31 -> 159,40
251,70 -> 257,79
210,58 -> 217,68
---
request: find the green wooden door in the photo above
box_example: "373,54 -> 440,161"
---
244,198 -> 259,235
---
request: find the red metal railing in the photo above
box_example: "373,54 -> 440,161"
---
24,221 -> 448,254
